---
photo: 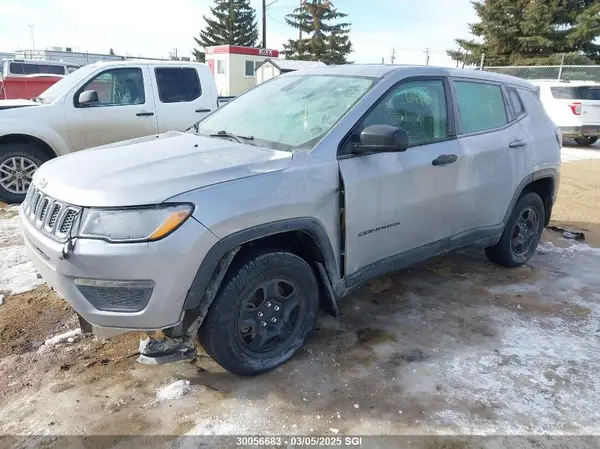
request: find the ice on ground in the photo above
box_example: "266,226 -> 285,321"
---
42,329 -> 82,347
0,215 -> 43,296
155,380 -> 191,402
561,146 -> 600,162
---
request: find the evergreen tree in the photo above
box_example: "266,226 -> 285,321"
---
447,0 -> 600,66
193,0 -> 258,62
283,0 -> 352,65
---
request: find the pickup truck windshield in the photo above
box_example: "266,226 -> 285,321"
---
36,64 -> 99,103
197,75 -> 377,151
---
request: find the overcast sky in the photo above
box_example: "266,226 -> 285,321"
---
0,0 -> 477,67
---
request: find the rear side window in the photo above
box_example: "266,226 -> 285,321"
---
9,62 -> 65,75
454,81 -> 508,133
507,87 -> 526,117
155,68 -> 201,103
551,86 -> 600,100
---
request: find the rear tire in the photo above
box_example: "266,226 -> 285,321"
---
574,136 -> 598,146
199,251 -> 320,376
485,191 -> 545,268
0,142 -> 49,203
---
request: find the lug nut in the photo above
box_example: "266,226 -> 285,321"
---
271,317 -> 277,323
257,311 -> 264,318
274,305 -> 280,312
266,302 -> 272,308
261,321 -> 268,327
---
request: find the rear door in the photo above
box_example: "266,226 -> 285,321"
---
65,66 -> 158,151
151,66 -> 215,133
451,79 -> 528,234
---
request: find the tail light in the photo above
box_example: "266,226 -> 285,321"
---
569,102 -> 582,115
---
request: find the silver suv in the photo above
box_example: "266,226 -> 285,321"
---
19,65 -> 561,375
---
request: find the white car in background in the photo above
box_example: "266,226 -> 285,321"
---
532,80 -> 600,146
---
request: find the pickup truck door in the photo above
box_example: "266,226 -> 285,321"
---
65,66 -> 158,151
150,66 -> 217,133
338,77 -> 469,279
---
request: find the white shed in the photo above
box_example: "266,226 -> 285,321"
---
255,59 -> 327,84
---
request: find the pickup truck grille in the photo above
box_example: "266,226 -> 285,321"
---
23,186 -> 81,241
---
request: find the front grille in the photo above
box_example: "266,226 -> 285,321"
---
60,209 -> 78,234
23,186 -> 82,241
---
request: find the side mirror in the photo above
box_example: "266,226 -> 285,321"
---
354,124 -> 409,153
78,90 -> 99,106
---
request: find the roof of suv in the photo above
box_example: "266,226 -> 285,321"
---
289,64 -> 536,89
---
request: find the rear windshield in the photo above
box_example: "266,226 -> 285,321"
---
551,86 -> 600,100
9,62 -> 65,76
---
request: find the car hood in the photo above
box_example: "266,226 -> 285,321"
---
32,131 -> 293,207
0,98 -> 40,110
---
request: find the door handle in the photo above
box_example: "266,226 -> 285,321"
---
136,112 -> 154,117
509,139 -> 527,148
432,154 -> 458,166
195,108 -> 211,113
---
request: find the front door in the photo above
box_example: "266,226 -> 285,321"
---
338,78 -> 469,278
65,66 -> 158,151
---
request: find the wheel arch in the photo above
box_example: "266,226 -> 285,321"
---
181,218 -> 342,332
505,169 -> 558,227
0,133 -> 58,161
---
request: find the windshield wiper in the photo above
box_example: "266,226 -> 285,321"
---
209,130 -> 254,144
31,96 -> 45,104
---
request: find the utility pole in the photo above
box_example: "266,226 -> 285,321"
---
424,47 -> 430,66
479,53 -> 485,70
262,0 -> 267,48
299,0 -> 303,41
28,24 -> 35,50
390,48 -> 396,64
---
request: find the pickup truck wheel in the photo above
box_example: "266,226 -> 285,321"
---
574,136 -> 598,146
0,143 -> 48,203
485,191 -> 545,268
199,251 -> 319,376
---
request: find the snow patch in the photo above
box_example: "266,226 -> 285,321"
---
41,329 -> 82,348
561,146 -> 600,162
0,294 -> 3,305
155,380 -> 191,402
0,214 -> 44,295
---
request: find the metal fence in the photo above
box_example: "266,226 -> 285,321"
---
484,65 -> 600,82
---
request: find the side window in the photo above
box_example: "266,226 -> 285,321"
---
454,81 -> 508,134
77,68 -> 145,107
244,60 -> 255,77
9,62 -> 24,75
217,60 -> 226,75
359,79 -> 449,147
155,68 -> 201,103
507,87 -> 526,118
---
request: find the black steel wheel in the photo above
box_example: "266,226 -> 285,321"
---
199,251 -> 319,376
486,191 -> 545,268
574,136 -> 598,146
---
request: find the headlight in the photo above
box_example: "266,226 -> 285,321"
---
79,204 -> 193,243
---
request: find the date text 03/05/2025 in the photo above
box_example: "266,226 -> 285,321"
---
236,436 -> 364,446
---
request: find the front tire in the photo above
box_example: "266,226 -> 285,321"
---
485,191 -> 545,268
199,251 -> 320,376
0,142 -> 49,203
574,136 -> 598,146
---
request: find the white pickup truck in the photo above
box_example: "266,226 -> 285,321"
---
0,60 -> 220,202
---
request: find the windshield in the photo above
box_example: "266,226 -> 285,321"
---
37,64 -> 100,103
196,74 -> 377,151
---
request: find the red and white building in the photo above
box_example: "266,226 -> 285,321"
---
205,45 -> 279,96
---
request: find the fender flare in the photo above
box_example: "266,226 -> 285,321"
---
503,168 -> 558,225
0,120 -> 70,157
182,218 -> 341,316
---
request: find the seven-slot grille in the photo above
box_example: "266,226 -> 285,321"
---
23,186 -> 81,241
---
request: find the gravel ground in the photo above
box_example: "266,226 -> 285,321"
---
1,145 -> 600,447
